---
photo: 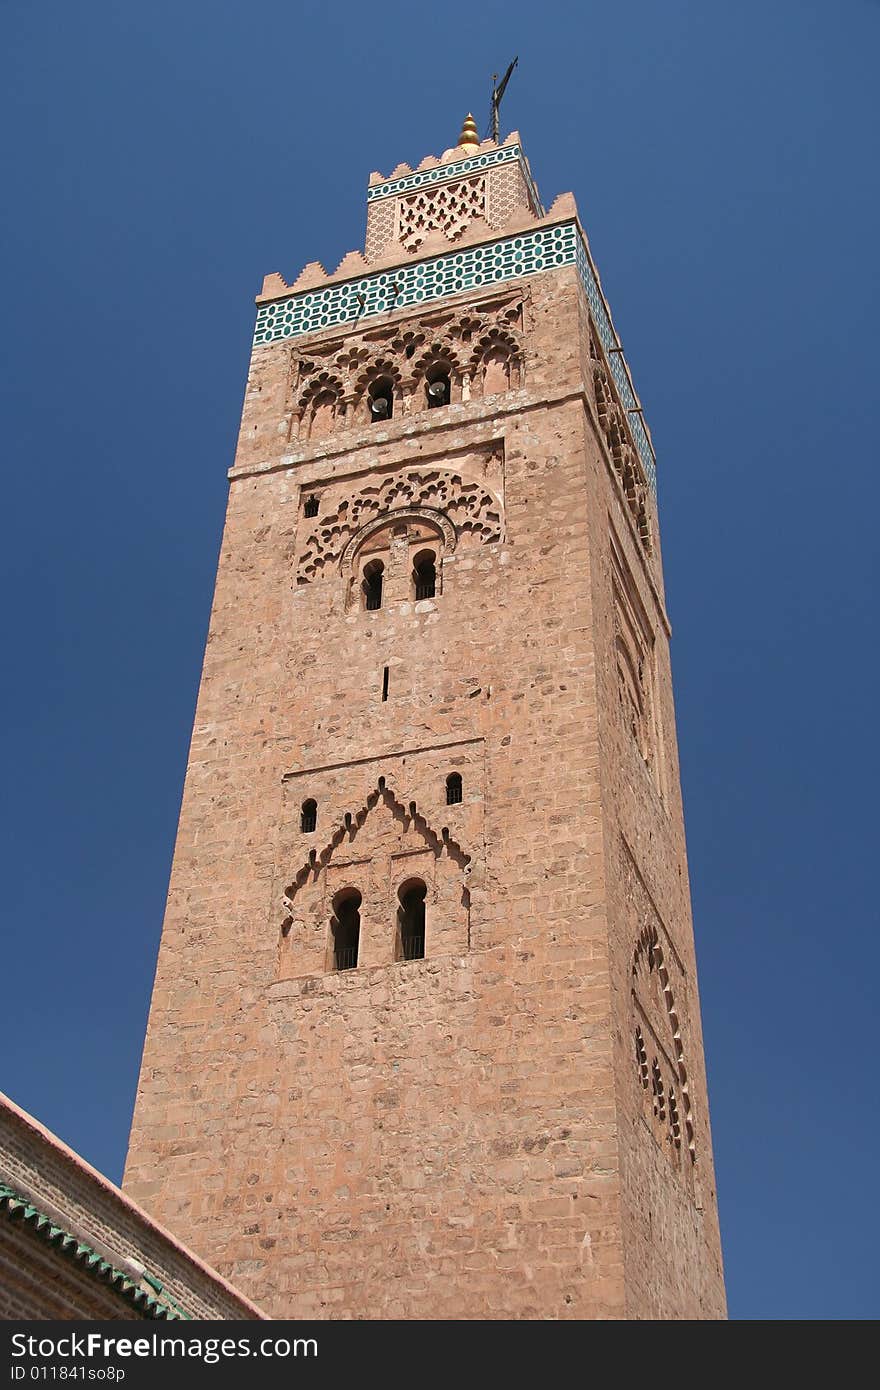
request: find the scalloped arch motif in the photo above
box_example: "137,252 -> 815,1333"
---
632,923 -> 696,1164
298,369 -> 344,409
297,469 -> 502,586
280,778 -> 471,929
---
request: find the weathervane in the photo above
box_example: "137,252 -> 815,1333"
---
490,57 -> 518,143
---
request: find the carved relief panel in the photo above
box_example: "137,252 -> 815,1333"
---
632,921 -> 696,1179
611,533 -> 661,792
618,838 -> 697,1191
398,175 -> 487,253
295,449 -> 504,602
591,330 -> 652,555
286,292 -> 526,443
275,742 -> 484,979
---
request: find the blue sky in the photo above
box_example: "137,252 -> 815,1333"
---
2,1 -> 878,1320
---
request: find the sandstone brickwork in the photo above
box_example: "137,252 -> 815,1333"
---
0,1092 -> 265,1320
123,132 -> 726,1320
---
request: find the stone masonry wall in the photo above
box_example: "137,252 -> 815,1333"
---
123,263 -> 725,1319
574,281 -> 726,1317
0,1093 -> 265,1320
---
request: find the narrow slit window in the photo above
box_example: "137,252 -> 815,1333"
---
300,798 -> 317,833
446,772 -> 462,805
398,880 -> 426,961
331,890 -> 361,971
382,666 -> 389,701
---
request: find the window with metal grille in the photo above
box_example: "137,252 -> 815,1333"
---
303,495 -> 319,518
300,798 -> 317,833
332,890 -> 361,971
413,550 -> 436,600
397,880 -> 426,961
446,772 -> 462,805
362,560 -> 384,611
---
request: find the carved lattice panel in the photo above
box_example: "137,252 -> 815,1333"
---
398,177 -> 487,253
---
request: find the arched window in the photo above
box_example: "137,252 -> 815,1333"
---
300,798 -> 317,833
397,880 -> 426,961
368,378 -> 394,422
303,495 -> 319,518
445,772 -> 462,805
425,364 -> 451,409
331,890 -> 361,971
362,559 -> 384,611
412,549 -> 436,600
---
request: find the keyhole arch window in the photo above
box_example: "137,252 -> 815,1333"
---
330,889 -> 361,971
342,508 -> 454,615
396,878 -> 427,961
412,549 -> 437,600
362,559 -> 384,611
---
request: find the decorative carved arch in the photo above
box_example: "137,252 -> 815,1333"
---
469,326 -> 523,396
297,468 -> 503,586
388,327 -> 427,359
297,370 -> 344,414
632,923 -> 696,1162
351,357 -> 403,400
593,362 -> 653,555
616,634 -> 647,758
411,337 -> 463,380
281,778 -> 472,924
340,506 -> 455,572
333,344 -> 371,381
470,325 -> 522,370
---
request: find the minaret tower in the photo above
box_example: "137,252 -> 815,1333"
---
124,115 -> 726,1319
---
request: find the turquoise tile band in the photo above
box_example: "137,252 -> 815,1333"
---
366,145 -> 530,202
253,220 -> 656,489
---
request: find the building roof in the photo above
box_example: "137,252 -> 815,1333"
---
0,1182 -> 188,1319
0,1090 -> 268,1320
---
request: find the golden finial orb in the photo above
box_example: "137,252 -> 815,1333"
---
457,113 -> 480,151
